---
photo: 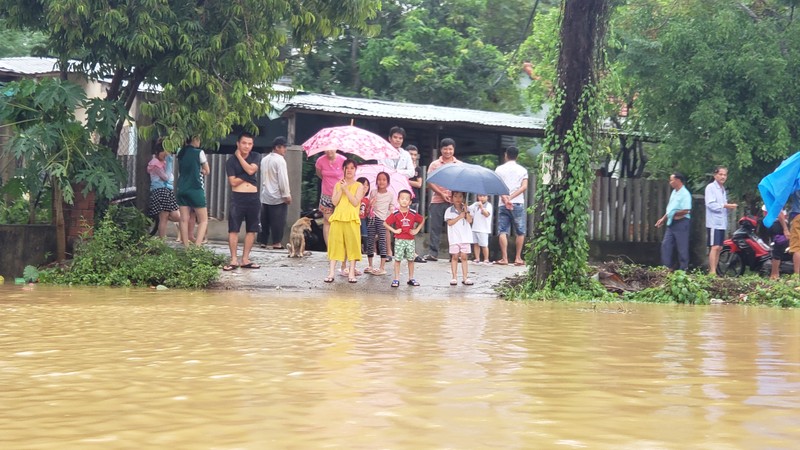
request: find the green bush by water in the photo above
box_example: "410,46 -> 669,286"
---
39,206 -> 224,288
625,270 -> 709,305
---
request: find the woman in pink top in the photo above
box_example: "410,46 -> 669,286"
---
315,149 -> 347,244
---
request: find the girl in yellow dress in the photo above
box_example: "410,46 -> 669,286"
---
325,159 -> 366,283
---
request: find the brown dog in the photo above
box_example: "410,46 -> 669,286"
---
286,217 -> 312,257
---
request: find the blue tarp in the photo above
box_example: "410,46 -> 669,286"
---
758,151 -> 800,227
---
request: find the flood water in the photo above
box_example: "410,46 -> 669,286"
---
1,285 -> 799,449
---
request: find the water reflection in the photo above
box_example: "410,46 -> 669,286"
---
1,286 -> 799,449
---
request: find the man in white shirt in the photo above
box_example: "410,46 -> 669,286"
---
495,146 -> 528,266
380,126 -> 414,179
258,136 -> 292,250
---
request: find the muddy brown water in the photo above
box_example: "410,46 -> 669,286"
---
1,285 -> 799,449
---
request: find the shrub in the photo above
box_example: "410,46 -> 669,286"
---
39,206 -> 224,288
625,270 -> 709,305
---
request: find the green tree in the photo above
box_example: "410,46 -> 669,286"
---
0,77 -> 126,261
0,0 -> 382,152
359,4 -> 522,111
614,0 -> 800,198
0,19 -> 46,57
528,0 -> 611,291
289,0 -> 529,112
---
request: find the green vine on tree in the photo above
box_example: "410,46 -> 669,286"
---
527,86 -> 602,293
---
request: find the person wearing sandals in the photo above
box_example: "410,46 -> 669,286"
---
364,171 -> 396,276
444,191 -> 474,285
385,190 -> 425,287
258,136 -> 291,250
324,159 -> 366,283
176,136 -> 210,247
224,132 -> 262,271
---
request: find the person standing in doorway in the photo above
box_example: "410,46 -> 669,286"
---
655,172 -> 692,271
704,166 -> 737,276
176,136 -> 210,247
223,132 -> 261,271
422,138 -> 460,261
495,146 -> 529,266
259,136 -> 292,250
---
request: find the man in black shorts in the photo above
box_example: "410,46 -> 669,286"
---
224,132 -> 261,271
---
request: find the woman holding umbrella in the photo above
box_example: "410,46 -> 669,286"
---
324,159 -> 366,283
315,149 -> 347,244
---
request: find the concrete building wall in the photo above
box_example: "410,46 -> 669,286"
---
0,225 -> 57,280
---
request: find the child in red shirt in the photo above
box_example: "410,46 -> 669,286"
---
384,190 -> 425,287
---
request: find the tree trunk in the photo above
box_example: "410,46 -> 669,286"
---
53,182 -> 66,262
530,0 -> 610,287
351,34 -> 361,92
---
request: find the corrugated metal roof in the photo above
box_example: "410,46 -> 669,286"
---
275,92 -> 547,133
0,57 -> 66,75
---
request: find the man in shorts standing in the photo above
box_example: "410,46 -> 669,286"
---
704,166 -> 737,276
495,146 -> 528,266
224,132 -> 261,271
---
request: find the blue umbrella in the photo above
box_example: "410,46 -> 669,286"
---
426,163 -> 510,196
759,151 -> 800,227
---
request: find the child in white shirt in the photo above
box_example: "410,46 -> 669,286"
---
469,194 -> 493,264
444,191 -> 474,286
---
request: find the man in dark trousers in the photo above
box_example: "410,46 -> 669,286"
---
655,172 -> 692,271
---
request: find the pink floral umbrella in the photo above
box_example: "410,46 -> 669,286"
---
302,125 -> 401,160
356,164 -> 415,200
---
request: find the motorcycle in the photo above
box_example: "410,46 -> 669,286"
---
716,215 -> 792,277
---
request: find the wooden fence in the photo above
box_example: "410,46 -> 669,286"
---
588,177 -> 745,243
589,177 -> 672,243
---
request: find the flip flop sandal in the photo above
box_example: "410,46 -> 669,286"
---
450,279 -> 458,286
240,262 -> 261,269
222,264 -> 239,271
462,279 -> 474,285
323,277 -> 334,283
391,279 -> 400,288
407,279 -> 420,286
348,278 -> 358,283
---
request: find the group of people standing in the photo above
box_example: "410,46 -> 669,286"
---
147,126 -> 531,285
659,165 -> 800,280
147,132 -> 291,271
657,167 -> 738,274
319,127 -> 530,286
146,136 -> 210,247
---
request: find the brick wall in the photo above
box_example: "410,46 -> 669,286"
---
63,184 -> 95,246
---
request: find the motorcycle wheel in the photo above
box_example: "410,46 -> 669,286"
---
717,248 -> 745,277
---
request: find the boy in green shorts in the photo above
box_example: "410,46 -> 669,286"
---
384,190 -> 425,287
